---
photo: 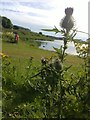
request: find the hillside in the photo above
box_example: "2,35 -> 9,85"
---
1,16 -> 62,42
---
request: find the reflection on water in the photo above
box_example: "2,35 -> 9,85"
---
38,40 -> 78,55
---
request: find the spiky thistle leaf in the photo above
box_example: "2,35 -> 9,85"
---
42,26 -> 60,34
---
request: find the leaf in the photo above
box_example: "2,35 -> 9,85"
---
41,26 -> 60,34
53,46 -> 63,59
76,30 -> 90,36
64,65 -> 72,72
72,32 -> 77,38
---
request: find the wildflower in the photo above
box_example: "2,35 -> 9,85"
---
0,53 -> 3,56
60,7 -> 75,33
80,44 -> 88,50
0,52 -> 8,58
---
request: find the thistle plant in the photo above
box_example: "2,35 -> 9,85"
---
60,7 -> 75,63
41,7 -> 75,118
42,7 -> 75,62
61,7 -> 74,33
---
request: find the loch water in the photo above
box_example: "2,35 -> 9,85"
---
38,40 -> 78,55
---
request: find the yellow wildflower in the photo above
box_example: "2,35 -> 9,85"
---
0,52 -> 8,58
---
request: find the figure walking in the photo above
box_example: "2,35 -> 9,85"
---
15,33 -> 19,43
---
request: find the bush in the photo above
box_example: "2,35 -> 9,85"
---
2,32 -> 15,43
2,16 -> 13,29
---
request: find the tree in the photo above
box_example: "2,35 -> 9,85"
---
2,16 -> 13,29
39,32 -> 42,35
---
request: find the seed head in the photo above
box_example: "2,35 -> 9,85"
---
65,7 -> 73,16
60,7 -> 75,33
54,58 -> 63,71
41,57 -> 48,65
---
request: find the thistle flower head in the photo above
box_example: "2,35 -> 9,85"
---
60,7 -> 75,33
41,57 -> 48,65
54,58 -> 63,71
65,7 -> 73,16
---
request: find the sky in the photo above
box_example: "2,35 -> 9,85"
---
0,0 -> 89,40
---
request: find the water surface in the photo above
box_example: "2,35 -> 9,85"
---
38,40 -> 78,55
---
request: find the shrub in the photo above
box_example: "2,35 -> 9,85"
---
2,16 -> 13,29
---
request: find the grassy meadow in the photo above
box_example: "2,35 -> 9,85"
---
2,38 -> 84,91
2,39 -> 84,70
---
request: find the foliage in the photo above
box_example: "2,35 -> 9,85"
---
2,32 -> 15,43
2,16 -> 13,29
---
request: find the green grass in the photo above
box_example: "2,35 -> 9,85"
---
2,39 -> 83,65
2,40 -> 56,75
2,25 -> 84,78
2,39 -> 84,80
2,40 -> 55,60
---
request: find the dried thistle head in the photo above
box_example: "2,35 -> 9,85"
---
60,7 -> 75,33
65,7 -> 73,16
41,57 -> 48,65
54,58 -> 63,71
